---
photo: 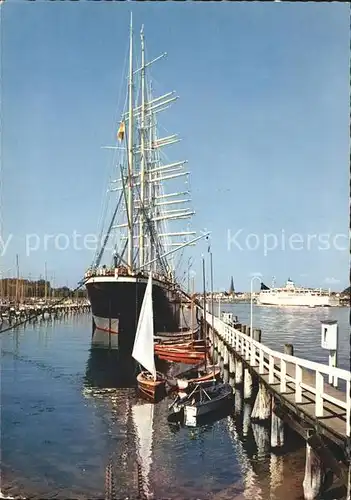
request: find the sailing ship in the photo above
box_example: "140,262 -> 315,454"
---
84,15 -> 209,352
132,272 -> 166,402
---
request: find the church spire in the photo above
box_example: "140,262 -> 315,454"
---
229,276 -> 235,295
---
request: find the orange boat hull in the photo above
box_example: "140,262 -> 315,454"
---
156,350 -> 206,364
155,340 -> 208,353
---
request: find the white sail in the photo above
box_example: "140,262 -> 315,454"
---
132,272 -> 156,379
132,402 -> 154,499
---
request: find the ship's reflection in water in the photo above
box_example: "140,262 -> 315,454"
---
84,347 -> 138,388
83,344 -> 307,500
1,313 -> 335,499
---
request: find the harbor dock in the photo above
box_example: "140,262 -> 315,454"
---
0,300 -> 91,325
195,302 -> 351,499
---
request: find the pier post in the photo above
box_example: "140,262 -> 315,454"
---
252,422 -> 270,459
218,338 -> 222,357
242,325 -> 247,335
243,402 -> 251,437
271,399 -> 284,448
235,358 -> 243,385
234,387 -> 243,414
251,382 -> 271,421
223,345 -> 229,368
229,352 -> 235,376
253,328 -> 262,343
212,331 -> 217,351
284,344 -> 294,356
243,368 -> 253,400
302,437 -> 325,500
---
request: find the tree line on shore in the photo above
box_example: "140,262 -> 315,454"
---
0,278 -> 87,300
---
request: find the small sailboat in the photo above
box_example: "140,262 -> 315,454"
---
132,272 -> 166,402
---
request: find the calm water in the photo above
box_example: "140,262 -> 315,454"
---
1,306 -> 349,499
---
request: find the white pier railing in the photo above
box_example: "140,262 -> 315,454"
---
205,311 -> 351,438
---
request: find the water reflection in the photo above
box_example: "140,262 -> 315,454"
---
2,310 -> 345,499
84,347 -> 137,389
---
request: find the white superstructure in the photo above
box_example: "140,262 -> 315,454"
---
257,279 -> 339,307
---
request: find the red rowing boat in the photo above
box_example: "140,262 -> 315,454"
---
156,348 -> 206,364
155,339 -> 207,352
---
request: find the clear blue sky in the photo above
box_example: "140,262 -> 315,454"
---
2,2 -> 349,292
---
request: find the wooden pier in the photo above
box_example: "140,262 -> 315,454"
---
0,301 -> 91,325
197,306 -> 351,500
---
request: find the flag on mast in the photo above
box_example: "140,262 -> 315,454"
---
117,121 -> 125,141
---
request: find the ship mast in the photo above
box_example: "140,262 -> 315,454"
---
139,25 -> 146,269
127,13 -> 134,273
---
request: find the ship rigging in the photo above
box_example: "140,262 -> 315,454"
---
85,15 -> 209,352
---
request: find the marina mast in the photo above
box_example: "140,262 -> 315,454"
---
127,13 -> 134,273
139,25 -> 146,269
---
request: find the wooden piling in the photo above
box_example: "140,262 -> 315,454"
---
229,352 -> 235,376
302,440 -> 325,500
235,358 -> 243,385
243,402 -> 251,437
243,368 -> 253,400
234,388 -> 242,414
218,338 -> 223,357
271,399 -> 284,448
251,382 -> 271,421
252,422 -> 270,458
242,325 -> 247,335
253,328 -> 262,342
284,344 -> 294,356
223,346 -> 229,368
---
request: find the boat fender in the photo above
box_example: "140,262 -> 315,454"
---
177,379 -> 188,390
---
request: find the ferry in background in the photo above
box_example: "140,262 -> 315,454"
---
257,278 -> 340,308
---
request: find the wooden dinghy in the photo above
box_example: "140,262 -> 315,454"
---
156,348 -> 206,365
168,382 -> 233,426
176,364 -> 221,389
136,371 -> 166,402
132,272 -> 166,402
183,382 -> 233,425
154,326 -> 200,344
154,338 -> 207,351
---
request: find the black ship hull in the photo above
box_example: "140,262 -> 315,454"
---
85,275 -> 181,353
